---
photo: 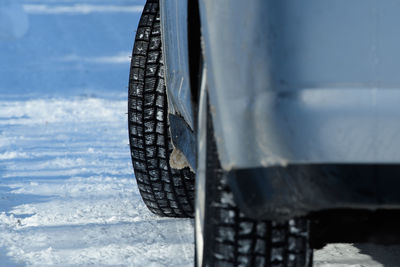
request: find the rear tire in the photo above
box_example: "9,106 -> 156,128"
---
128,0 -> 195,218
195,94 -> 313,266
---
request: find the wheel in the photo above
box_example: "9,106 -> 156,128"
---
128,0 -> 195,218
195,92 -> 314,266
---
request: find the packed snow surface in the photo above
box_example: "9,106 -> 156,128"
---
1,0 -> 400,266
0,98 -> 194,266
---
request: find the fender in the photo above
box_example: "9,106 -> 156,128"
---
199,0 -> 400,171
159,0 -> 194,130
160,0 -> 196,171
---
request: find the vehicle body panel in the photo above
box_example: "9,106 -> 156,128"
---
160,0 -> 196,170
159,0 -> 194,130
158,0 -> 400,220
199,0 -> 400,170
227,164 -> 400,221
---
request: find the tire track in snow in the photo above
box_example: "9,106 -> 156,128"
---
0,98 -> 194,266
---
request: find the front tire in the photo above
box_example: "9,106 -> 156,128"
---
128,0 -> 195,218
195,93 -> 313,266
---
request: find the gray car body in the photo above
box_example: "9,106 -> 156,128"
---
162,0 -> 400,170
160,0 -> 400,219
160,0 -> 193,130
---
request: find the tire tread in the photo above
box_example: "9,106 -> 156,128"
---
202,98 -> 313,266
128,0 -> 195,218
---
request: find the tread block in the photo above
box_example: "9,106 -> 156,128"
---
149,36 -> 161,50
144,93 -> 155,106
131,55 -> 146,68
144,106 -> 155,120
156,134 -> 165,146
139,14 -> 155,27
144,77 -> 157,92
155,95 -> 164,109
155,121 -> 164,134
155,79 -> 164,93
131,68 -> 145,82
143,2 -> 158,14
147,51 -> 159,64
146,64 -> 158,76
136,27 -> 151,41
133,41 -> 149,56
152,22 -> 161,35
144,133 -> 155,145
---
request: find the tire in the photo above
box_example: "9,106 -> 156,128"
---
128,0 -> 195,218
195,93 -> 313,267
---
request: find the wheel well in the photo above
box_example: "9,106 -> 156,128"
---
309,209 -> 400,248
187,0 -> 202,114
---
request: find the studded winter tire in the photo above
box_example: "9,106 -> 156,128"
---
128,0 -> 195,218
195,93 -> 314,267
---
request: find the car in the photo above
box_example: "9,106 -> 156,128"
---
128,0 -> 400,266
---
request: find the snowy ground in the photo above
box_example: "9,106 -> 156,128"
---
0,1 -> 193,266
0,98 -> 193,266
1,0 -> 400,266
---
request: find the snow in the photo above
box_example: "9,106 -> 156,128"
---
23,4 -> 143,15
0,1 -> 193,266
0,97 -> 194,266
59,52 -> 132,64
0,0 -> 400,266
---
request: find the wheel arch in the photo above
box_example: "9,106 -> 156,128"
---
159,0 -> 202,129
159,0 -> 202,171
